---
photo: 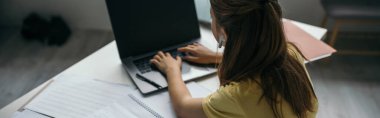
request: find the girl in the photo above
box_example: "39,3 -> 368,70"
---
150,0 -> 318,117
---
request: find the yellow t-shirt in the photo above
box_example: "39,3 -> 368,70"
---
202,45 -> 318,118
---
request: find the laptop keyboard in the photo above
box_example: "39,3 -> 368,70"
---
133,49 -> 186,73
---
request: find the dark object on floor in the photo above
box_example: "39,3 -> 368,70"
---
21,13 -> 71,46
21,13 -> 49,40
47,16 -> 71,46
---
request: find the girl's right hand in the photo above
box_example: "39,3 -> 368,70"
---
178,43 -> 222,64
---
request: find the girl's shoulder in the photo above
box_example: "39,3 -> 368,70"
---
287,43 -> 306,63
216,78 -> 263,100
202,79 -> 263,118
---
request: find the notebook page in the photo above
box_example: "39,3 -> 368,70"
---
25,77 -> 133,118
11,109 -> 50,118
85,102 -> 141,118
129,82 -> 213,118
84,90 -> 160,118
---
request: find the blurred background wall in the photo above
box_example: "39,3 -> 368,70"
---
1,0 -> 379,31
0,0 -> 112,30
0,0 -> 326,30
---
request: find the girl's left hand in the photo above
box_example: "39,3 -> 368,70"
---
150,51 -> 182,75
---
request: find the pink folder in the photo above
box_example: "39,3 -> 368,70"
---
283,20 -> 336,61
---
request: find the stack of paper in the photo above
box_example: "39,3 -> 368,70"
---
283,20 -> 336,62
22,75 -> 212,118
24,76 -> 134,118
12,109 -> 50,118
86,82 -> 212,118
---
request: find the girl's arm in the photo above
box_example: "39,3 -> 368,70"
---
150,51 -> 207,118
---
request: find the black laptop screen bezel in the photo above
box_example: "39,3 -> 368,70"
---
105,0 -> 201,59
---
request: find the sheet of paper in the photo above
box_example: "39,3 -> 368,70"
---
85,94 -> 159,118
128,82 -> 212,118
86,82 -> 212,118
85,102 -> 139,118
25,76 -> 134,118
11,109 -> 50,118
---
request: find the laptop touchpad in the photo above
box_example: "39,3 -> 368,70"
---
181,62 -> 191,74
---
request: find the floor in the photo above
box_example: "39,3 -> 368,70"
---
0,28 -> 379,118
309,32 -> 380,118
0,27 -> 114,108
308,56 -> 380,118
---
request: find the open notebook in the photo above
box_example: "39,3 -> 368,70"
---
23,76 -> 133,118
283,20 -> 336,62
85,82 -> 212,118
21,75 -> 212,118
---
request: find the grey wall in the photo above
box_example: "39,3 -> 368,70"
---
279,0 -> 325,26
0,0 -> 112,30
3,0 -> 373,31
194,0 -> 327,26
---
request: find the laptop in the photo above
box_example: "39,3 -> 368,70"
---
105,0 -> 217,95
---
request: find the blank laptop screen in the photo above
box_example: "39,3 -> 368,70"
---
105,0 -> 200,59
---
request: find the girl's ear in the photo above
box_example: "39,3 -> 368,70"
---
221,29 -> 227,41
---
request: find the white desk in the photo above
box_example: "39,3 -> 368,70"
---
0,19 -> 327,118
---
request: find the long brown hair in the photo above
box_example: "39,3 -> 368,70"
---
210,0 -> 317,117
